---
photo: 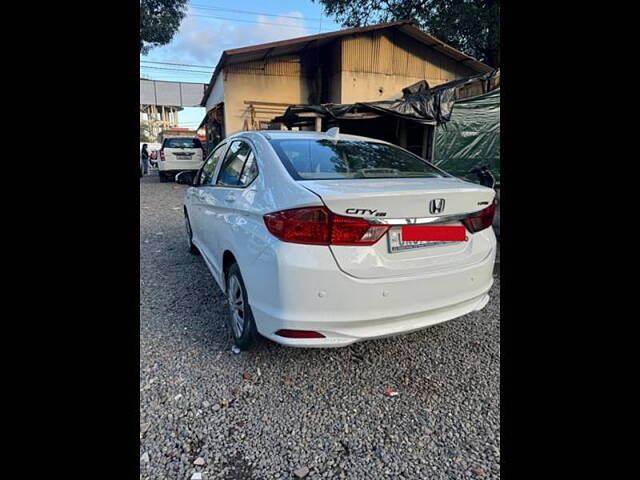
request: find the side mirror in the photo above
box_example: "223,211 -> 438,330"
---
175,171 -> 195,185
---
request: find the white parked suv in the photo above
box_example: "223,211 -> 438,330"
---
158,137 -> 204,182
179,130 -> 497,350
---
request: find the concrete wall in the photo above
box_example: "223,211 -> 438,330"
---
222,72 -> 310,135
338,69 -> 466,104
339,72 -> 436,103
205,74 -> 224,110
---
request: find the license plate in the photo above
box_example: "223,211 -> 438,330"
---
387,226 -> 467,253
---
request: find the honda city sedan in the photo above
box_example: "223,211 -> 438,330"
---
179,129 -> 497,349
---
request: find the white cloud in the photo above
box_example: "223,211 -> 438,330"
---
168,10 -> 312,65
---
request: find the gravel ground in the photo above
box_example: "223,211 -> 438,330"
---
140,171 -> 500,480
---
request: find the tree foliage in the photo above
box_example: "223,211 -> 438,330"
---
313,0 -> 499,67
140,120 -> 153,142
140,0 -> 188,54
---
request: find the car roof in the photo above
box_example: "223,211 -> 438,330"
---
230,130 -> 392,145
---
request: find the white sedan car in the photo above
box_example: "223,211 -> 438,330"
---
179,130 -> 497,350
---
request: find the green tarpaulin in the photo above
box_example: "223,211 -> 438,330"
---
434,87 -> 500,185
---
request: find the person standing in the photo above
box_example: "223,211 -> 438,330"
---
141,144 -> 149,176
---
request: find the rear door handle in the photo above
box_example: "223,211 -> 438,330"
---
224,194 -> 235,203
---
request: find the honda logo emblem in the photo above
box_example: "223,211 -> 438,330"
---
429,198 -> 445,214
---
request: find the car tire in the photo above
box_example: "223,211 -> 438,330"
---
226,262 -> 258,351
159,172 -> 168,183
184,212 -> 199,255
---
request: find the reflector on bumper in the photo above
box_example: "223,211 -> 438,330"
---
275,329 -> 325,339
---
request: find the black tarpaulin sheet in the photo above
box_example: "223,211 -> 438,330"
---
275,70 -> 499,127
274,79 -> 458,126
434,87 -> 500,184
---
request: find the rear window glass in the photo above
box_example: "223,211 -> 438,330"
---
164,138 -> 202,149
270,139 -> 450,180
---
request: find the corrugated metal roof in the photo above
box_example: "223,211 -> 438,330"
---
201,21 -> 492,106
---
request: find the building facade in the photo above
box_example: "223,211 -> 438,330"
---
200,21 -> 492,151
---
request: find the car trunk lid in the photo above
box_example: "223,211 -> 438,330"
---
300,177 -> 494,218
300,177 -> 496,279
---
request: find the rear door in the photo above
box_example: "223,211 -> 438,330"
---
189,142 -> 228,246
197,140 -> 259,277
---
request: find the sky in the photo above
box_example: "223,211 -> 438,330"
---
140,0 -> 342,128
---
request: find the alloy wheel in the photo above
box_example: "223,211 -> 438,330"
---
185,215 -> 193,248
228,275 -> 245,338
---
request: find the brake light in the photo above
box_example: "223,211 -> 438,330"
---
160,149 -> 165,161
264,206 -> 389,246
462,201 -> 496,233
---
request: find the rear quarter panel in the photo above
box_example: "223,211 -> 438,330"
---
215,134 -> 325,295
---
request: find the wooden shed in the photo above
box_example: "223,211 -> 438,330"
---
199,21 -> 492,152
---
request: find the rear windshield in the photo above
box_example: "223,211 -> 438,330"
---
163,138 -> 202,149
270,139 -> 450,180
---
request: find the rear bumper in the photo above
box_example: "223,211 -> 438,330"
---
158,169 -> 199,178
158,161 -> 202,172
247,236 -> 496,348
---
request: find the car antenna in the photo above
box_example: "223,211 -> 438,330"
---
325,127 -> 339,138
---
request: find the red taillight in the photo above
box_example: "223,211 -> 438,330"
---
330,213 -> 389,245
275,329 -> 325,338
462,201 -> 496,233
263,206 -> 389,246
264,207 -> 330,245
160,149 -> 165,161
